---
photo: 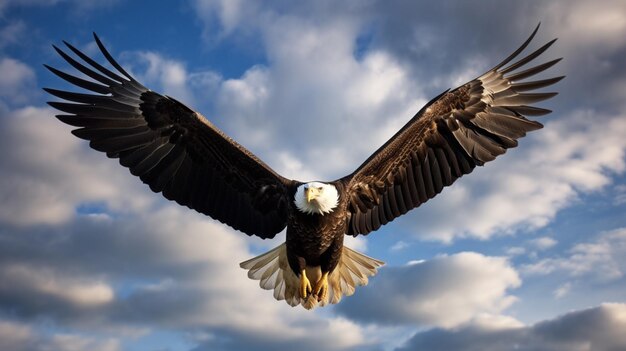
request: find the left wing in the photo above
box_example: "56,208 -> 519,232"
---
339,25 -> 563,236
44,33 -> 294,239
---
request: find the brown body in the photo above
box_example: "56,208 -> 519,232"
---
286,182 -> 349,275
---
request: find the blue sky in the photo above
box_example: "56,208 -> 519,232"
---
1,1 -> 626,350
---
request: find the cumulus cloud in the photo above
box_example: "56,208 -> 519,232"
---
396,303 -> 626,351
0,100 -> 369,347
0,106 -> 154,226
336,252 -> 520,328
188,2 -> 422,182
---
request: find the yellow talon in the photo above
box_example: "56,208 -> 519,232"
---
300,269 -> 312,299
313,272 -> 329,302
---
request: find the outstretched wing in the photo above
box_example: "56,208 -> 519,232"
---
44,33 -> 292,239
341,25 -> 563,236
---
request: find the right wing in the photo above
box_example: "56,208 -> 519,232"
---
339,25 -> 563,236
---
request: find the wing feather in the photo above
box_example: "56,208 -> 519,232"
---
45,33 -> 292,239
341,24 -> 562,236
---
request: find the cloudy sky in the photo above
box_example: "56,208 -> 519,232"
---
1,1 -> 626,350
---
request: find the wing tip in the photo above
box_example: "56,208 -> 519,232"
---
90,32 -> 135,81
492,23 -> 541,71
42,87 -> 57,96
42,63 -> 54,72
92,32 -> 102,45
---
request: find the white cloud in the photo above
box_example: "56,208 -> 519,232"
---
208,17 -> 421,182
467,313 -> 525,330
553,282 -> 572,299
0,57 -> 36,105
337,252 -> 521,328
344,234 -> 369,253
130,51 -> 197,107
390,240 -> 410,252
529,237 -> 558,251
193,0 -> 262,39
522,228 -> 626,282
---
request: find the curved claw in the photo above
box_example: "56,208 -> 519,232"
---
300,270 -> 312,299
313,272 -> 329,302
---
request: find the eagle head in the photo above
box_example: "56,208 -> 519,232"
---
294,182 -> 339,215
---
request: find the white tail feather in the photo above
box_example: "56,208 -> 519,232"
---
240,243 -> 384,309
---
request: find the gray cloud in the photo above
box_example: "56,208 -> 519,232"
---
0,199 -> 371,349
336,252 -> 520,327
366,0 -> 626,112
0,106 -> 156,226
0,319 -> 120,351
0,103 -> 371,349
396,303 -> 626,351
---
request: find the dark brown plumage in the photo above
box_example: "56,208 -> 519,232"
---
45,24 -> 562,309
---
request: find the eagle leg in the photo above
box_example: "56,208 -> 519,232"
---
300,269 -> 312,299
312,271 -> 329,302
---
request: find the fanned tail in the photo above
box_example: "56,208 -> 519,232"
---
240,243 -> 384,309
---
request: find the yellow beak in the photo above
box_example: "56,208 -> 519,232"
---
305,187 -> 320,202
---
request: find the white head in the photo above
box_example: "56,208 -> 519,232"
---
294,182 -> 339,215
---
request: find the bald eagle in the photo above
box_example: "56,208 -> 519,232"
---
45,25 -> 562,309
